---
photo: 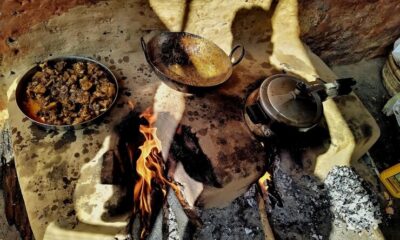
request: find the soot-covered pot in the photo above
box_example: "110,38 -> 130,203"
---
244,74 -> 356,138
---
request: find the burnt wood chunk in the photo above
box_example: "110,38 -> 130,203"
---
169,125 -> 221,188
101,150 -> 124,185
2,161 -> 33,240
1,125 -> 32,239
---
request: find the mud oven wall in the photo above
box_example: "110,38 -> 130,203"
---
0,0 -> 386,239
0,0 -> 400,68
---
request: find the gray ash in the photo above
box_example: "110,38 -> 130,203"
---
193,185 -> 264,240
267,167 -> 332,240
324,166 -> 382,232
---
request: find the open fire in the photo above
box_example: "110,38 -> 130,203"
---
127,108 -> 184,239
122,107 -> 271,239
258,171 -> 271,196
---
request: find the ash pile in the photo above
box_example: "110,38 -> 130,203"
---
266,157 -> 332,240
193,185 -> 264,240
325,166 -> 382,232
162,153 -> 383,240
265,155 -> 382,240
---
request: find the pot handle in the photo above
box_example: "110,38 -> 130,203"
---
229,45 -> 245,66
140,37 -> 152,64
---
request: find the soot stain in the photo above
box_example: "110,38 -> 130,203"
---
15,131 -> 23,145
361,123 -> 373,139
67,209 -> 76,217
29,124 -> 48,143
261,62 -> 269,68
82,147 -> 89,154
83,128 -> 100,135
62,176 -> 78,189
54,130 -> 76,150
47,161 -> 67,182
216,137 -> 227,145
197,128 -> 208,136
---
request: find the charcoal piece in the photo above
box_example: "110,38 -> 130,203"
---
100,150 -> 124,185
168,125 -> 221,188
267,155 -> 333,240
115,110 -> 146,181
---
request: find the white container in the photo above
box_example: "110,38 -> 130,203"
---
392,38 -> 400,67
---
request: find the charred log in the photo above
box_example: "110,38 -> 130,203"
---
2,161 -> 33,240
116,110 -> 146,180
100,150 -> 125,185
1,124 -> 33,240
168,125 -> 221,188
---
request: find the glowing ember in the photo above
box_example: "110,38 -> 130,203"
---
258,171 -> 271,196
129,108 -> 183,239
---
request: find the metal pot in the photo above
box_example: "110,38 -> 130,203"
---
141,32 -> 245,93
15,56 -> 119,131
245,74 -> 355,137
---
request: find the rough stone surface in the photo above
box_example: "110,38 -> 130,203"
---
299,0 -> 400,65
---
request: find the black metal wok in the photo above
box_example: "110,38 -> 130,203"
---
141,32 -> 245,93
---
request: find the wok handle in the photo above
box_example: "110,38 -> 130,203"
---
140,37 -> 152,64
229,45 -> 245,66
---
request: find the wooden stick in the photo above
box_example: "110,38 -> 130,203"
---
257,191 -> 275,240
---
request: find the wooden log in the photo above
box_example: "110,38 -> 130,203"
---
1,124 -> 33,240
1,123 -> 14,182
168,125 -> 221,188
257,192 -> 275,240
2,161 -> 33,240
100,150 -> 124,185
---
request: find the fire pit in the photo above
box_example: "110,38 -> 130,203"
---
1,0 -> 383,240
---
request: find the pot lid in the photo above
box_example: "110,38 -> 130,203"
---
259,74 -> 323,129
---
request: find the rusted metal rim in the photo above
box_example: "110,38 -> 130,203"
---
15,56 -> 119,131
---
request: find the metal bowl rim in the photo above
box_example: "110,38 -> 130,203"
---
15,55 -> 119,129
146,31 -> 234,88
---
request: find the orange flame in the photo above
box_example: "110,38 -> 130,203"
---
131,108 -> 182,239
258,171 -> 271,196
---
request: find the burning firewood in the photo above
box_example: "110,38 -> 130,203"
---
100,108 -> 203,238
126,108 -> 201,239
257,171 -> 275,240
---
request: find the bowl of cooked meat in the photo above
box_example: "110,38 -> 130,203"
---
15,56 -> 119,130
